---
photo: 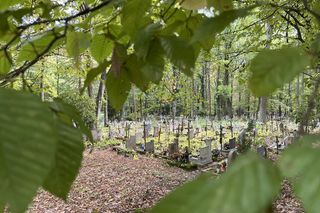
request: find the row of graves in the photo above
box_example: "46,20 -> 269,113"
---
106,118 -> 299,174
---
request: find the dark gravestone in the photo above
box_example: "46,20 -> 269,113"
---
145,140 -> 155,153
168,139 -> 179,157
125,136 -> 136,150
257,146 -> 267,158
229,138 -> 236,149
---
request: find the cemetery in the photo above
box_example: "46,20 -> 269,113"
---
1,0 -> 320,213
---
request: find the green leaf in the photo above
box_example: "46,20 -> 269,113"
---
0,51 -> 11,75
0,89 -> 57,213
82,61 -> 111,93
134,23 -> 162,61
191,7 -> 253,46
124,54 -> 149,91
249,47 -> 311,96
280,135 -> 320,213
152,152 -> 282,213
90,34 -> 113,63
17,32 -> 63,62
121,0 -> 152,37
106,70 -> 131,111
66,30 -> 90,61
141,39 -> 165,84
160,36 -> 195,76
43,119 -> 84,200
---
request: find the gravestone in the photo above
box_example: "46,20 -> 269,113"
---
238,128 -> 246,145
195,127 -> 200,135
109,130 -> 115,139
146,123 -> 152,136
229,138 -> 236,149
227,149 -> 238,166
119,128 -> 126,138
257,146 -> 267,158
168,139 -> 179,157
204,138 -> 213,151
153,126 -> 160,137
145,140 -> 155,153
189,128 -> 194,139
91,129 -> 102,141
126,136 -> 136,150
199,146 -> 213,165
135,132 -> 143,142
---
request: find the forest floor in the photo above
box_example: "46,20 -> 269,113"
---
30,149 -> 304,213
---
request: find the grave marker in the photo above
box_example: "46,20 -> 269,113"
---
91,129 -> 102,141
126,136 -> 136,150
199,146 -> 212,165
228,138 -> 236,149
145,140 -> 155,153
257,146 -> 267,158
168,138 -> 179,157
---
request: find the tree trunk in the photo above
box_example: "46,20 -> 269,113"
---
257,23 -> 272,123
104,89 -> 108,127
96,70 -> 107,127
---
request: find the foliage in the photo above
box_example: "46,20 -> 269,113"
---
0,0 -> 320,212
0,89 -> 89,212
60,92 -> 96,129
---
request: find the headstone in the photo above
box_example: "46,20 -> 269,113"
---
257,146 -> 267,158
229,138 -> 236,149
126,136 -> 136,150
238,129 -> 246,145
227,149 -> 238,166
199,146 -> 212,165
153,126 -> 160,137
145,140 -> 155,153
204,138 -> 212,151
91,129 -> 102,141
119,128 -> 126,138
189,128 -> 194,139
135,132 -> 143,141
168,139 -> 179,156
146,123 -> 152,136
109,130 -> 115,139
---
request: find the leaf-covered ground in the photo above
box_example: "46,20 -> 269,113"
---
29,149 -> 199,213
30,149 -> 304,213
